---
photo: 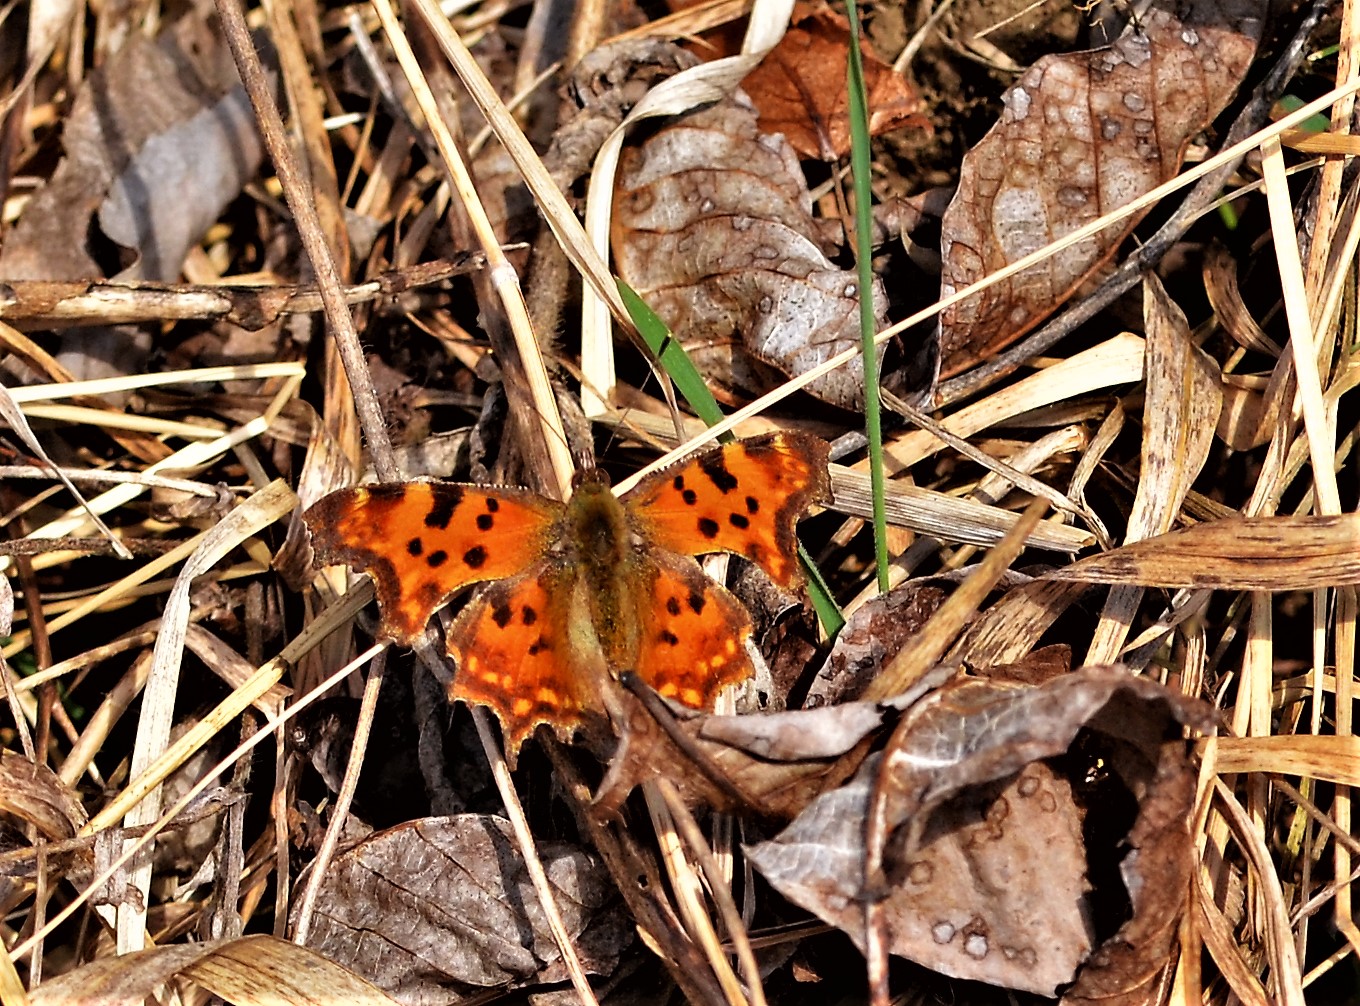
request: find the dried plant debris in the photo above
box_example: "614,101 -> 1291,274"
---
937,0 -> 1263,374
748,669 -> 1213,996
5,0 -> 1359,1003
0,750 -> 90,915
612,91 -> 888,410
1049,512 -> 1360,589
27,934 -> 402,1005
0,11 -> 265,385
295,815 -> 630,1004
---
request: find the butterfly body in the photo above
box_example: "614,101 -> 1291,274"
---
304,431 -> 831,753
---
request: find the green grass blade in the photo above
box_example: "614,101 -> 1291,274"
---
844,0 -> 891,594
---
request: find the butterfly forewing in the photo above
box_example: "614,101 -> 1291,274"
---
626,432 -> 831,588
303,482 -> 561,644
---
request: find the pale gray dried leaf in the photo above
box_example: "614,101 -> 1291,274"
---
937,0 -> 1264,374
749,754 -> 1091,996
612,91 -> 886,409
298,815 -> 629,1006
99,85 -> 263,281
0,15 -> 253,283
748,668 -> 1214,995
698,702 -> 887,760
0,14 -> 265,388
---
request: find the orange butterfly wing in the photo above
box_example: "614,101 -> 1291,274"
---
303,482 -> 561,644
446,563 -> 592,753
626,431 -> 831,588
633,552 -> 755,710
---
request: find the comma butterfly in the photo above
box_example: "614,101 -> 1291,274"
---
303,431 -> 831,754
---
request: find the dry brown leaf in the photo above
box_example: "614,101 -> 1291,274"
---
296,815 -> 629,1003
739,2 -> 923,160
0,13 -> 266,387
1060,740 -> 1198,1006
612,92 -> 887,409
937,0 -> 1264,375
1202,243 -> 1281,358
805,582 -> 949,707
747,669 -> 1213,996
1047,512 -> 1360,589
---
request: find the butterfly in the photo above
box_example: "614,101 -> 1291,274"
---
303,431 -> 831,755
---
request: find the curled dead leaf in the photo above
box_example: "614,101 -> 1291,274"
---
748,668 -> 1213,995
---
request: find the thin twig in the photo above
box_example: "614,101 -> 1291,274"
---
215,0 -> 400,481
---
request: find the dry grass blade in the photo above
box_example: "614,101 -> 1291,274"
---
1048,512 -> 1360,590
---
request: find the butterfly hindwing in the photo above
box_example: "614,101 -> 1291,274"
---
634,552 -> 756,711
304,482 -> 561,644
446,563 -> 590,752
626,432 -> 831,588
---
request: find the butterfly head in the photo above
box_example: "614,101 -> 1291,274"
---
569,467 -> 613,494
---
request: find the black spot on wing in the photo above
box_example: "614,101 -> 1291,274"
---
700,452 -> 739,493
463,545 -> 488,568
427,549 -> 448,568
492,603 -> 513,628
745,496 -> 759,514
407,538 -> 423,556
476,513 -> 494,531
522,606 -> 538,625
659,630 -> 680,646
729,513 -> 749,529
486,497 -> 499,512
698,517 -> 719,539
528,635 -> 551,655
424,486 -> 464,529
687,590 -> 706,614
682,489 -> 698,505
665,596 -> 682,617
